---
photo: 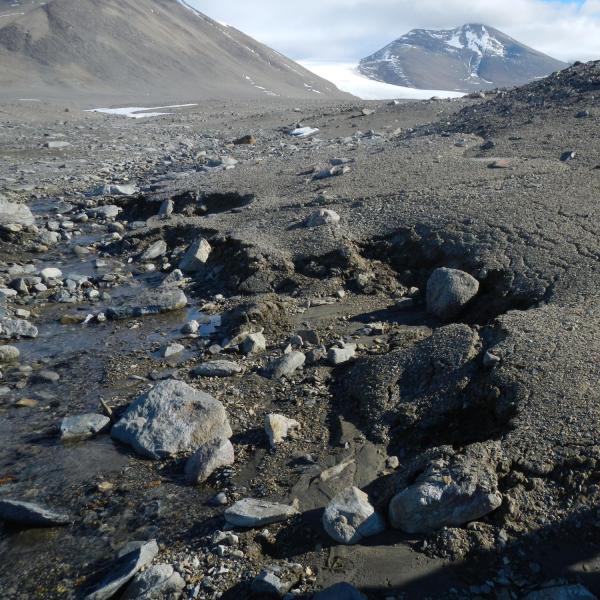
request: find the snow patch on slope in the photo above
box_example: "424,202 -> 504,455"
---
300,62 -> 464,100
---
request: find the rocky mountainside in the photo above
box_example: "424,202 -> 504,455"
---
359,23 -> 567,92
0,0 -> 351,102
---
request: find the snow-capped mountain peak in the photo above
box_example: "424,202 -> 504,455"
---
359,24 -> 567,92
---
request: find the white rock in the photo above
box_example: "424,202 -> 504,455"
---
328,344 -> 357,365
225,498 -> 300,528
306,209 -> 341,227
185,438 -> 235,484
265,414 -> 300,448
179,237 -> 212,273
322,487 -> 385,545
40,267 -> 62,282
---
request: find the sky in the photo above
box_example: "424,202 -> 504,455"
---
191,0 -> 600,63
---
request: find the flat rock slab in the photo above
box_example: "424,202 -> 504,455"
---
0,317 -> 38,340
60,413 -> 111,440
111,380 -> 232,459
224,498 -> 300,528
192,360 -> 243,377
85,540 -> 158,600
106,287 -> 187,319
0,499 -> 71,527
122,563 -> 185,600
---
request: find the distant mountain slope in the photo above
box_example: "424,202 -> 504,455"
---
0,0 -> 352,102
359,24 -> 567,92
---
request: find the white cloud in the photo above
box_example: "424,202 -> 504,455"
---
189,0 -> 600,62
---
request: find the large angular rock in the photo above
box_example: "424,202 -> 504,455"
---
523,585 -> 597,600
0,500 -> 72,527
179,237 -> 212,273
141,240 -> 167,261
122,563 -> 185,600
224,498 -> 300,528
106,288 -> 187,320
265,413 -> 300,447
426,267 -> 479,320
85,540 -> 158,600
0,198 -> 35,227
111,380 -> 232,459
322,487 -> 385,545
389,443 -> 503,533
185,438 -> 235,484
267,351 -> 306,379
60,413 -> 111,441
0,318 -> 38,340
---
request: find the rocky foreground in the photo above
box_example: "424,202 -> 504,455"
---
1,62 -> 600,599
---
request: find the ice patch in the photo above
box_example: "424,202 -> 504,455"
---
86,104 -> 198,119
300,62 -> 464,101
290,127 -> 319,138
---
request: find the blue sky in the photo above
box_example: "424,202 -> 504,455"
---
191,0 -> 600,62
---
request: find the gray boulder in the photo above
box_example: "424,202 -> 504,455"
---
0,318 -> 38,340
185,438 -> 235,484
306,209 -> 341,227
267,351 -> 306,379
111,380 -> 232,459
389,442 -> 503,533
426,267 -> 479,320
106,288 -> 187,320
91,204 -> 122,219
322,487 -> 385,545
0,500 -> 71,527
241,332 -> 266,355
328,344 -> 357,366
141,240 -> 167,261
224,498 -> 300,528
0,197 -> 35,227
60,413 -> 111,441
179,237 -> 211,273
192,360 -> 243,378
523,585 -> 597,600
85,540 -> 158,600
122,563 -> 185,600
